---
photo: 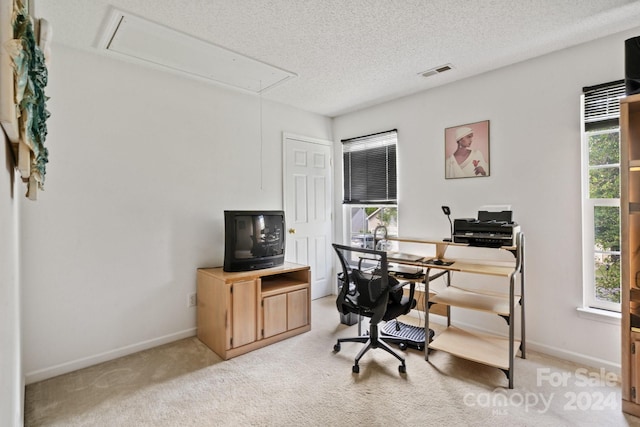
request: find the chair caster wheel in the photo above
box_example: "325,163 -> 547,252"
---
399,342 -> 408,351
399,364 -> 406,374
352,365 -> 360,373
334,343 -> 341,352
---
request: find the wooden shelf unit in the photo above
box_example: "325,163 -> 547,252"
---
387,234 -> 525,388
196,262 -> 311,360
622,93 -> 640,417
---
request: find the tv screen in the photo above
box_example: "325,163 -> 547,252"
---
223,210 -> 286,272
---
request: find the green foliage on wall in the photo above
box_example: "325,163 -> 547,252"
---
7,0 -> 50,190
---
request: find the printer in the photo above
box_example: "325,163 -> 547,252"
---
453,210 -> 520,248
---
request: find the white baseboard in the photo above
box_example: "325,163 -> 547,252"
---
524,340 -> 621,374
25,328 -> 197,384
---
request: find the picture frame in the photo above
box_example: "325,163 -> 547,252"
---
444,120 -> 490,179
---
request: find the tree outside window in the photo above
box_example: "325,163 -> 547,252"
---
587,129 -> 621,305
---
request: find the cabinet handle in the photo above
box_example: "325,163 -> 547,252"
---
288,228 -> 296,234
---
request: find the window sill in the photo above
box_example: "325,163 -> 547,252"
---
576,306 -> 620,325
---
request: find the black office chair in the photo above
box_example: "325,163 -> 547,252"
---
332,243 -> 417,374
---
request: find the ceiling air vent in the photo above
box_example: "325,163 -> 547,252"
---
96,9 -> 297,93
419,63 -> 453,78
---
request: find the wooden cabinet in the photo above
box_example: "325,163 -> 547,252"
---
621,93 -> 640,416
197,262 -> 311,360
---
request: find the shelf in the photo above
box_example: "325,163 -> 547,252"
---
429,283 -> 511,316
200,262 -> 308,282
387,236 -> 517,252
429,326 -> 519,370
386,254 -> 517,277
261,278 -> 308,297
437,260 -> 517,277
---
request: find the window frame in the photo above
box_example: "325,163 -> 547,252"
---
341,130 -> 399,248
580,81 -> 624,312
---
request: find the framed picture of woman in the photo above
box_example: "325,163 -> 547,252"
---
444,120 -> 490,179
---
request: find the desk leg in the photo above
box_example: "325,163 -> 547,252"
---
425,269 -> 430,361
520,262 -> 526,359
509,274 -> 515,389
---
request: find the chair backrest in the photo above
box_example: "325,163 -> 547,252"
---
332,243 -> 392,324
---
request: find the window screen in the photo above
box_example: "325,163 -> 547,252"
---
342,130 -> 397,204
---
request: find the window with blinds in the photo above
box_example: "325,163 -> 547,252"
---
581,79 -> 623,312
583,80 -> 626,131
341,130 -> 397,205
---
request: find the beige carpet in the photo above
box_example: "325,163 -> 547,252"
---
24,296 -> 640,426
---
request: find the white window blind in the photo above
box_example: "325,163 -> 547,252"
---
583,80 -> 626,131
342,130 -> 397,204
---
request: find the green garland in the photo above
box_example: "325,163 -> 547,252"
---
11,0 -> 50,189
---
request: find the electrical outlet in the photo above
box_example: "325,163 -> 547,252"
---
188,293 -> 197,308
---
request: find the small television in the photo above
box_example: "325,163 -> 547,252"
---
223,210 -> 286,272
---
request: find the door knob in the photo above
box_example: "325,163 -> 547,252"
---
288,228 -> 296,234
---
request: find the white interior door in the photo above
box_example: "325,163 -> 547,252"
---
283,133 -> 333,300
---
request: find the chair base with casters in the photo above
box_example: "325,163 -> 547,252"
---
333,322 -> 412,373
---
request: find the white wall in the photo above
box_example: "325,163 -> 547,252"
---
0,131 -> 22,423
333,27 -> 640,370
20,44 -> 332,382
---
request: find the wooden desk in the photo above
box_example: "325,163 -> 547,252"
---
383,234 -> 525,389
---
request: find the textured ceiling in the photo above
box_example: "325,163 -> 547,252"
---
32,0 -> 640,117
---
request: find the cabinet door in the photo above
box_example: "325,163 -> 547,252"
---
231,279 -> 257,348
287,288 -> 309,330
263,294 -> 288,338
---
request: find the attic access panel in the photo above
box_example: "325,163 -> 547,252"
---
98,10 -> 296,93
